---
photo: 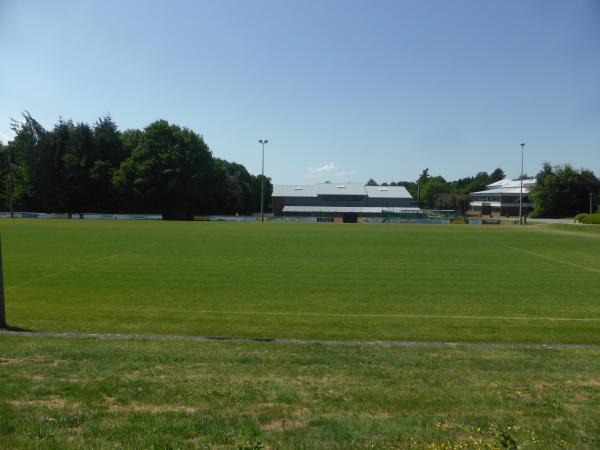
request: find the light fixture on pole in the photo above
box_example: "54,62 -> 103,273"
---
259,139 -> 268,223
519,143 -> 525,225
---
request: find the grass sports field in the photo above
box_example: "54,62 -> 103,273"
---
2,220 -> 600,343
1,220 -> 600,448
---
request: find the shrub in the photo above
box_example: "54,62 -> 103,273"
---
575,213 -> 600,224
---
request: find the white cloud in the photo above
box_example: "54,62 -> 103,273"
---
305,162 -> 357,181
0,131 -> 13,144
307,162 -> 338,176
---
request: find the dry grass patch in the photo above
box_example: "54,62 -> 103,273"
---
0,355 -> 46,365
105,397 -> 197,414
261,418 -> 307,431
8,397 -> 75,409
580,377 -> 600,387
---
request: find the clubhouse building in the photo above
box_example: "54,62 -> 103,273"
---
469,178 -> 536,216
272,183 -> 420,222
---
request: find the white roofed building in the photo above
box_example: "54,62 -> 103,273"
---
272,183 -> 419,222
469,178 -> 536,217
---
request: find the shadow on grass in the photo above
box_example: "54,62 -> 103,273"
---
1,324 -> 34,332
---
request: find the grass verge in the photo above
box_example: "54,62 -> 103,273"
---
1,335 -> 599,449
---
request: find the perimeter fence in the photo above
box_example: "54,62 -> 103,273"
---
1,211 -> 519,225
0,212 -> 162,220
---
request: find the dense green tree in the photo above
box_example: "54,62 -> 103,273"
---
213,159 -> 271,214
376,163 -> 598,215
366,178 -> 378,186
463,172 -> 493,194
90,116 -> 127,211
6,113 -> 269,217
376,169 -> 506,209
445,169 -> 506,195
434,192 -> 469,212
255,174 -> 273,214
489,168 -> 505,183
531,163 -> 600,217
113,120 -> 217,218
7,114 -> 129,213
8,112 -> 48,211
417,168 -> 429,185
420,176 -> 449,208
59,120 -> 99,211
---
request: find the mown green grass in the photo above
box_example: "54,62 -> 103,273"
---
545,223 -> 600,236
1,220 -> 600,344
1,335 -> 599,449
1,220 -> 600,448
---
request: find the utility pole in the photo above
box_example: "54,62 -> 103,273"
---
519,143 -> 525,225
258,139 -> 268,222
0,234 -> 6,328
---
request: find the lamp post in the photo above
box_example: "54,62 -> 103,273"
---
259,139 -> 268,222
519,143 -> 525,225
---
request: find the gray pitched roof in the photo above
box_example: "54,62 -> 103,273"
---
315,183 -> 367,196
471,187 -> 533,195
364,185 -> 412,198
486,178 -> 536,189
272,185 -> 317,197
273,183 -> 414,199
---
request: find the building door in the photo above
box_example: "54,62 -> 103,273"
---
342,213 -> 358,223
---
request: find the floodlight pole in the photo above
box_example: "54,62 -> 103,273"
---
0,234 -> 6,328
591,193 -> 594,214
259,139 -> 268,223
519,143 -> 525,225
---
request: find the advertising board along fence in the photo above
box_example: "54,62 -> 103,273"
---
1,212 -> 521,225
0,212 -> 162,220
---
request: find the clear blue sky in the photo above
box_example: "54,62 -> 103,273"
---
1,0 -> 599,184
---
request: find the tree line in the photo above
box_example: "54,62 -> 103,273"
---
2,113 -> 598,219
0,113 -> 272,219
367,167 -> 507,212
367,163 -> 600,217
530,163 -> 599,217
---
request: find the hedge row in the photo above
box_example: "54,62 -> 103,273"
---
575,213 -> 600,224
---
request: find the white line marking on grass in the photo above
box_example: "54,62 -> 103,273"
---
6,243 -> 157,291
2,330 -> 600,351
7,304 -> 600,322
507,247 -> 600,275
440,227 -> 600,275
198,310 -> 600,322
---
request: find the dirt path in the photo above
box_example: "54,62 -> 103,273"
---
1,330 -> 599,351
